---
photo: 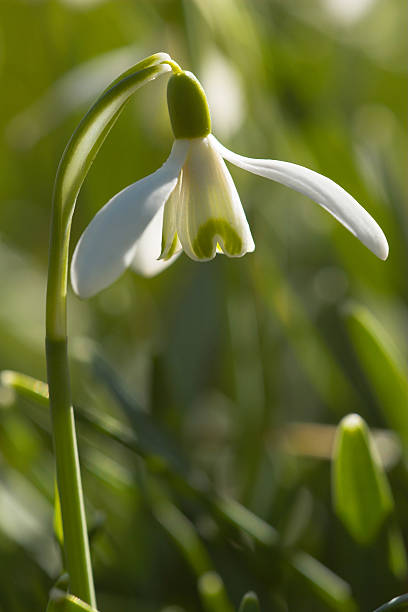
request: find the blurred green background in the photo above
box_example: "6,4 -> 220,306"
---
0,0 -> 407,610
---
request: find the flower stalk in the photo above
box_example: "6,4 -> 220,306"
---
45,52 -> 173,606
46,337 -> 95,605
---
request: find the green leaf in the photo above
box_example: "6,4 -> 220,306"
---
197,571 -> 234,612
374,593 -> 408,612
238,591 -> 260,612
0,370 -> 49,408
153,498 -> 233,612
214,497 -> 278,547
153,497 -> 212,577
292,552 -> 357,612
332,414 -> 394,544
345,305 -> 408,455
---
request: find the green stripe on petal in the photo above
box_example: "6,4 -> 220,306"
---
160,173 -> 182,260
162,234 -> 180,260
193,218 -> 243,259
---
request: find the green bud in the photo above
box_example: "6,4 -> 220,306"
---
332,413 -> 394,545
167,71 -> 211,139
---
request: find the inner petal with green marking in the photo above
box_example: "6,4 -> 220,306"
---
193,218 -> 243,259
160,174 -> 182,260
174,136 -> 254,262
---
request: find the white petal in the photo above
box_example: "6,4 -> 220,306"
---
176,137 -> 255,261
211,135 -> 389,260
71,139 -> 189,298
130,206 -> 181,277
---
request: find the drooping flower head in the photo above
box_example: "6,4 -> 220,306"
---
71,63 -> 388,298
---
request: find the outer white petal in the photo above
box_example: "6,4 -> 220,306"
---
211,135 -> 389,260
176,137 -> 255,261
71,140 -> 189,298
130,206 -> 181,277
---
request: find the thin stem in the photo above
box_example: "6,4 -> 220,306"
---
44,52 -> 172,607
46,146 -> 96,605
46,338 -> 96,606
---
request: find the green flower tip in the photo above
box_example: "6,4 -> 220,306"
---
193,218 -> 243,259
333,412 -> 394,545
340,413 -> 364,433
239,591 -> 260,612
167,71 -> 211,139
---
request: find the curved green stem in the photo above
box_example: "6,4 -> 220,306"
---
45,51 -> 174,605
46,337 -> 95,605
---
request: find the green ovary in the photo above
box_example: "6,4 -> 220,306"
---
167,71 -> 211,139
192,218 -> 243,259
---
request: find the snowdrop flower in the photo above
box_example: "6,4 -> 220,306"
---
71,68 -> 388,298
